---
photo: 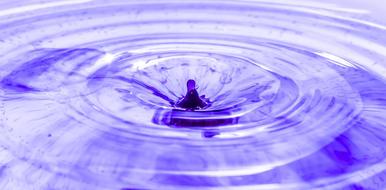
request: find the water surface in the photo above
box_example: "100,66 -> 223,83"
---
0,0 -> 385,189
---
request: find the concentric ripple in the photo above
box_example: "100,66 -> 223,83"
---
0,0 -> 385,189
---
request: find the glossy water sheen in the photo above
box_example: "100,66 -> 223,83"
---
0,0 -> 385,189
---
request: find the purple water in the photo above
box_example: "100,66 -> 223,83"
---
0,0 -> 385,189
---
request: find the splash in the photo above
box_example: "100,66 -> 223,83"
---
175,79 -> 208,110
0,0 -> 385,189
